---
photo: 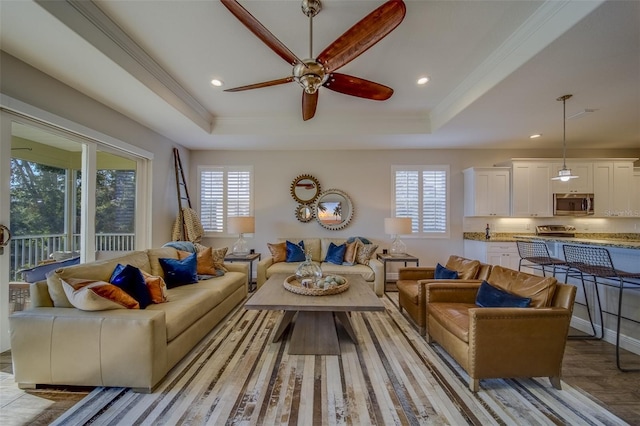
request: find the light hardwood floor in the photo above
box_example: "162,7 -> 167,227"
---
2,336 -> 638,424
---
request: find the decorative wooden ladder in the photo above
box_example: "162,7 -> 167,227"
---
173,148 -> 192,241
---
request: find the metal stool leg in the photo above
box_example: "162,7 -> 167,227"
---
615,278 -> 639,372
569,270 -> 603,340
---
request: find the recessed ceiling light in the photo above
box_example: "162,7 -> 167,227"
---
211,79 -> 223,87
530,134 -> 542,139
417,76 -> 430,85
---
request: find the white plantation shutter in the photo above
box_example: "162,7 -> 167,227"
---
393,166 -> 449,236
199,166 -> 253,233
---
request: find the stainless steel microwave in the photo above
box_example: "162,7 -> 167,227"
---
553,193 -> 594,216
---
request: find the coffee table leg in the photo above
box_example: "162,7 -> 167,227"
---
335,312 -> 357,343
273,310 -> 296,342
288,311 -> 340,355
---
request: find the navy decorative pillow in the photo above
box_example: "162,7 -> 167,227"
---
325,242 -> 347,265
159,253 -> 198,288
109,264 -> 153,309
286,240 -> 306,262
475,280 -> 532,308
435,263 -> 459,280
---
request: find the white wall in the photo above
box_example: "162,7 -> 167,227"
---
0,52 -> 187,247
192,149 -> 640,278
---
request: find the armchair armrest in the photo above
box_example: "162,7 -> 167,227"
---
468,307 -> 573,378
398,267 -> 435,281
425,281 -> 482,304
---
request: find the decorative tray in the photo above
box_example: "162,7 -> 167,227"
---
283,275 -> 349,296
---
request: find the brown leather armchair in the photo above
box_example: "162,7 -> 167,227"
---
425,265 -> 577,392
396,255 -> 491,335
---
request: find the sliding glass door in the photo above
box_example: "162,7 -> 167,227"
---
0,111 -> 150,351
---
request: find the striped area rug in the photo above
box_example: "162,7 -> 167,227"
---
52,296 -> 626,425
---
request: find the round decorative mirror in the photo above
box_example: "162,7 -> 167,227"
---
314,189 -> 354,230
295,204 -> 315,223
290,174 -> 321,204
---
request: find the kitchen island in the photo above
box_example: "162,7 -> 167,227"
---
464,232 -> 640,362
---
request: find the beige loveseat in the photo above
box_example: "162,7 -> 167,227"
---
9,247 -> 248,393
257,238 -> 384,296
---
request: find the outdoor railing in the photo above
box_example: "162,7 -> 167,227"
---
9,233 -> 135,281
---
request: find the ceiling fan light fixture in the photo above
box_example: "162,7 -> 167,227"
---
293,60 -> 328,94
551,94 -> 579,182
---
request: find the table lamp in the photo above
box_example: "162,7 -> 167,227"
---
384,217 -> 412,255
228,216 -> 254,255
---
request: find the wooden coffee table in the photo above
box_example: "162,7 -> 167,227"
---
245,273 -> 385,355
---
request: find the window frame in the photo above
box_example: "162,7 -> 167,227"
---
198,165 -> 254,236
391,165 -> 450,238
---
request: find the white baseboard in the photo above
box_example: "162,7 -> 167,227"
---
570,316 -> 640,355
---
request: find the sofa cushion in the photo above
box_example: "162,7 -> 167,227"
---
445,256 -> 480,280
319,263 -> 375,282
110,264 -> 153,309
285,240 -> 306,262
487,265 -> 557,308
159,254 -> 198,288
435,263 -> 459,280
47,250 -> 151,308
356,243 -> 378,266
475,280 -> 531,308
141,270 -> 169,303
266,261 -> 302,278
325,242 -> 346,265
428,302 -> 477,343
148,247 -> 180,277
62,278 -> 140,311
343,240 -> 360,266
267,242 -> 287,263
178,247 -> 227,276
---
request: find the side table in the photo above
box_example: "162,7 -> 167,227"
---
224,252 -> 261,292
376,253 -> 419,291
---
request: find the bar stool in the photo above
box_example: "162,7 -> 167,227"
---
516,240 -> 570,279
562,244 -> 640,372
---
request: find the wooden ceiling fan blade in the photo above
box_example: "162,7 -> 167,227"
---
317,0 -> 406,73
323,73 -> 393,100
302,91 -> 319,121
225,76 -> 294,92
220,0 -> 304,66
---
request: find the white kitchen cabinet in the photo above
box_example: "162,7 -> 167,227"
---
463,167 -> 510,216
633,168 -> 640,217
463,240 -> 524,271
593,161 -> 634,217
551,162 -> 593,194
511,162 -> 553,217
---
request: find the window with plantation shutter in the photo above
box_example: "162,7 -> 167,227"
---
199,166 -> 253,233
392,165 -> 449,236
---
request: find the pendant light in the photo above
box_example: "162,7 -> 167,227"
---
551,94 -> 578,182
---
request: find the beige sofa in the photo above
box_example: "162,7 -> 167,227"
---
257,238 -> 384,296
9,247 -> 248,393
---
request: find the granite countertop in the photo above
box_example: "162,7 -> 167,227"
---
463,232 -> 640,249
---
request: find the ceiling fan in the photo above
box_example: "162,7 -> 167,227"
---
220,0 -> 406,121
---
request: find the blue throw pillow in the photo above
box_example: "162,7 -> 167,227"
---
325,242 -> 347,265
109,264 -> 153,309
159,253 -> 198,288
475,280 -> 532,308
285,240 -> 306,262
435,263 -> 459,280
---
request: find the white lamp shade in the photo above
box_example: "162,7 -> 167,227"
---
384,217 -> 412,235
228,216 -> 255,234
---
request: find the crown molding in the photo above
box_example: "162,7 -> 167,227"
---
35,0 -> 213,133
431,0 -> 605,132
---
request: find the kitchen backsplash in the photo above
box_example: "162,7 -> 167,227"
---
464,217 -> 640,234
